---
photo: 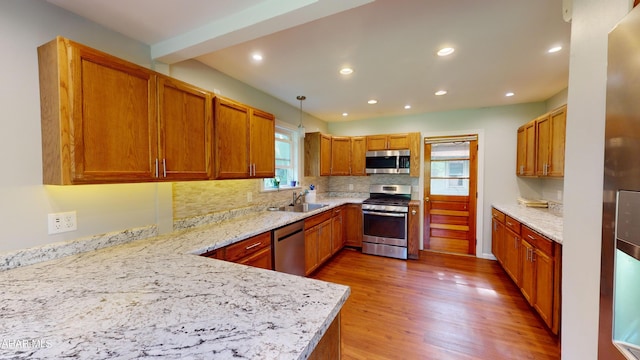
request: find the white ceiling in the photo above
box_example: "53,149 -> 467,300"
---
47,0 -> 571,122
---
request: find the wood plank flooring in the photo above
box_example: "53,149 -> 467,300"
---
312,249 -> 560,360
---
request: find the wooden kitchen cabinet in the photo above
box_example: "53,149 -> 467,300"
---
331,137 -> 351,175
331,206 -> 345,255
304,210 -> 333,275
408,201 -> 420,259
503,216 -> 521,286
516,121 -> 536,176
491,208 -> 506,265
366,134 -> 410,150
520,225 -> 561,333
305,132 -> 332,177
158,76 -> 213,180
535,105 -> 566,177
213,97 -> 275,179
201,231 -> 273,270
344,204 -> 363,247
350,137 -> 367,175
39,36 -> 159,184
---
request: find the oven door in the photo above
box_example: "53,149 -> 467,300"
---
363,210 -> 407,246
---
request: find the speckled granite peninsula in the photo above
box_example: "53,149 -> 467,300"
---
0,199 -> 360,359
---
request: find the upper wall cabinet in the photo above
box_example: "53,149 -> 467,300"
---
304,132 -> 332,177
350,136 -> 367,176
38,36 -> 213,184
516,105 -> 566,178
330,136 -> 352,175
366,134 -> 410,151
213,97 -> 275,179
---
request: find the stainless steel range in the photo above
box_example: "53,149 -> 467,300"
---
362,184 -> 411,260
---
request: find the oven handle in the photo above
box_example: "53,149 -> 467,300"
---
363,210 -> 407,218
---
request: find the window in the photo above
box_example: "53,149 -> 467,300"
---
262,122 -> 300,191
429,141 -> 470,195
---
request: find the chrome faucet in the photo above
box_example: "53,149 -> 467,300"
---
292,190 -> 308,205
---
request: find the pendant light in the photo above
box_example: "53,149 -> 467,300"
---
297,95 -> 306,138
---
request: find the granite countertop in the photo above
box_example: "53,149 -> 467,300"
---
492,203 -> 563,244
0,198 -> 363,359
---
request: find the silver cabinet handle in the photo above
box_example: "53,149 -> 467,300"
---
527,234 -> 535,240
163,158 -> 167,178
411,209 -> 417,215
155,159 -> 159,178
245,242 -> 261,250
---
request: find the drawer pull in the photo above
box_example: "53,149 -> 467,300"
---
506,221 -> 513,226
245,242 -> 262,250
527,234 -> 535,240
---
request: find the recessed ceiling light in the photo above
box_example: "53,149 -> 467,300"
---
437,47 -> 455,56
548,46 -> 562,53
252,53 -> 263,61
340,67 -> 354,75
505,92 -> 515,97
404,105 -> 411,110
342,112 -> 349,117
435,90 -> 447,96
368,99 -> 378,104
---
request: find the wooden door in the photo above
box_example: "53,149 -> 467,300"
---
548,106 -> 566,177
320,134 -> 332,176
331,137 -> 351,175
331,207 -> 344,255
387,134 -> 409,149
523,121 -> 536,176
423,136 -> 478,255
536,115 -> 551,176
520,239 -> 535,304
350,136 -> 367,175
158,76 -> 212,180
516,126 -> 526,176
503,229 -> 521,285
366,135 -> 388,150
534,248 -> 554,328
344,204 -> 363,247
214,98 -> 250,179
249,108 -> 275,178
69,40 -> 158,183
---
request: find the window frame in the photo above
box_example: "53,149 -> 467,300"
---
261,120 -> 302,192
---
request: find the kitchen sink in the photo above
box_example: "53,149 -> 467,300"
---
277,203 -> 328,212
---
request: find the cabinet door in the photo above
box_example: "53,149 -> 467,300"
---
408,202 -> 420,259
520,239 -> 535,305
214,98 -> 250,179
548,106 -> 566,177
523,121 -> 536,176
320,134 -> 332,176
250,109 -> 275,178
491,218 -> 505,264
318,220 -> 333,265
536,115 -> 551,176
366,135 -> 389,151
350,137 -> 367,175
331,137 -> 351,175
237,247 -> 273,270
533,248 -> 554,328
344,204 -> 363,247
158,76 -> 212,180
516,126 -> 526,176
305,227 -> 319,275
332,208 -> 344,255
503,229 -> 520,286
388,134 -> 410,149
68,40 -> 158,183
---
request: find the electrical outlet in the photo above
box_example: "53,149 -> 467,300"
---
247,192 -> 252,202
48,211 -> 77,235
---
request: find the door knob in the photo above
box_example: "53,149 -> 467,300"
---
425,196 -> 430,202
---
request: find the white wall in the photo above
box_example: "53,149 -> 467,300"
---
329,102 -> 546,256
0,0 -> 175,253
562,0 -> 631,359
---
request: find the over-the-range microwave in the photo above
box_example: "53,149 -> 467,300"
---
365,150 -> 410,174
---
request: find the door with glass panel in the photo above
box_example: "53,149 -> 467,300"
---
424,136 -> 478,255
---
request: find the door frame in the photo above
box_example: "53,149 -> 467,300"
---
418,129 -> 487,258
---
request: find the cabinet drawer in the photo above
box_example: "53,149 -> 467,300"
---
305,210 -> 332,229
225,231 -> 272,262
522,226 -> 554,256
505,216 -> 521,235
491,208 -> 505,223
333,206 -> 343,217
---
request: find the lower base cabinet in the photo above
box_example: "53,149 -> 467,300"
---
201,231 -> 273,270
305,211 -> 333,275
308,313 -> 341,360
344,204 -> 363,247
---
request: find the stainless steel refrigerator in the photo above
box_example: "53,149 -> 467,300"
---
600,5 -> 640,359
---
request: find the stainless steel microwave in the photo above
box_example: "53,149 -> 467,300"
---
365,150 -> 410,174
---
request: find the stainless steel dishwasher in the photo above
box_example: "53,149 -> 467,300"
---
274,220 -> 305,276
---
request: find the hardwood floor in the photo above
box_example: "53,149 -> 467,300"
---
312,249 -> 560,360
